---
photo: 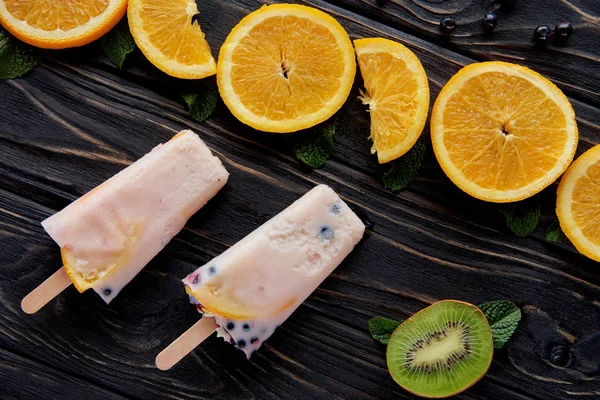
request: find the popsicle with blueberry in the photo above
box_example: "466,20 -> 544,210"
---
21,130 -> 229,314
156,184 -> 365,369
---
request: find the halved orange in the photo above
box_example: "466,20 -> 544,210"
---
128,0 -> 216,79
557,145 -> 600,262
431,62 -> 578,203
0,0 -> 127,49
354,38 -> 430,164
217,4 -> 356,133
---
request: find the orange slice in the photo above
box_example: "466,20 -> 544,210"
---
60,222 -> 139,292
354,38 -> 430,164
431,61 -> 578,203
189,259 -> 300,321
557,145 -> 600,262
0,0 -> 127,49
128,0 -> 216,79
217,4 -> 356,133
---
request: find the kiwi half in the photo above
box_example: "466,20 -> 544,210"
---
386,300 -> 493,398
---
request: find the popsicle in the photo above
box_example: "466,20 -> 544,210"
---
22,130 -> 229,314
156,185 -> 365,369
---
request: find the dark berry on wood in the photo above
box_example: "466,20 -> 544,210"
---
483,13 -> 497,34
440,18 -> 456,34
534,26 -> 552,45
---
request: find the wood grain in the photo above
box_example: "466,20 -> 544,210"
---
1,0 -> 599,399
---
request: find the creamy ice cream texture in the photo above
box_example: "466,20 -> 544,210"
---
42,130 -> 229,303
183,185 -> 365,358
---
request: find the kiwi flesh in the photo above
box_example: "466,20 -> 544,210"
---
386,300 -> 493,398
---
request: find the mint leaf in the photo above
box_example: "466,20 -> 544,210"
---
502,202 -> 540,237
479,300 -> 521,349
182,83 -> 218,123
0,27 -> 41,80
101,17 -> 136,69
546,220 -> 570,244
368,316 -> 403,344
382,141 -> 426,192
293,119 -> 336,169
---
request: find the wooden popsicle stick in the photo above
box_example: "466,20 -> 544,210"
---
21,267 -> 72,314
155,316 -> 218,371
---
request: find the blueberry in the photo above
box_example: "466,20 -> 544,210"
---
483,13 -> 497,34
103,288 -> 112,296
237,340 -> 246,349
554,22 -> 573,44
208,266 -> 217,276
319,226 -> 334,240
550,345 -> 570,367
250,337 -> 259,344
439,18 -> 456,34
226,322 -> 235,330
243,323 -> 250,331
534,26 -> 552,45
330,204 -> 340,214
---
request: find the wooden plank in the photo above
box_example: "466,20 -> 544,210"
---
0,0 -> 599,399
0,348 -> 130,400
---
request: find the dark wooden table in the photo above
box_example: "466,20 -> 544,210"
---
1,1 -> 599,399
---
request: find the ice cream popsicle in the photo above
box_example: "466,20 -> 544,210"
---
22,130 -> 229,314
156,185 -> 365,369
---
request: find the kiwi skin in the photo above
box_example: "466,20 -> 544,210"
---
386,300 -> 493,398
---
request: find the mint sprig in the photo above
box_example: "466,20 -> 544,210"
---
368,317 -> 404,344
182,83 -> 219,123
479,300 -> 522,349
546,220 -> 570,244
369,300 -> 521,349
0,27 -> 41,80
293,119 -> 336,169
502,202 -> 540,237
382,141 -> 426,192
101,17 -> 136,69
